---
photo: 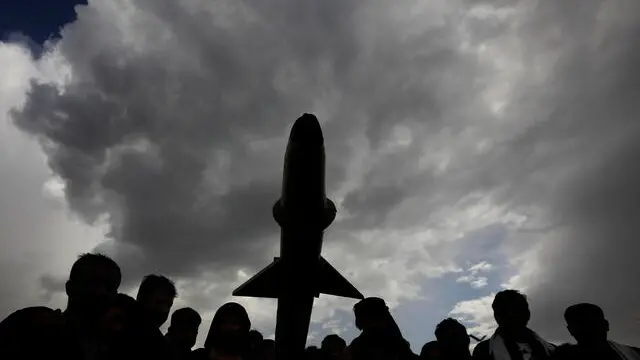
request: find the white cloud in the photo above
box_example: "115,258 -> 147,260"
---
470,278 -> 488,289
450,294 -> 496,339
0,43 -> 99,316
455,262 -> 493,289
469,261 -> 493,274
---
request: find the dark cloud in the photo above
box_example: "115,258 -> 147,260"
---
510,1 -> 640,346
11,1 -> 352,286
6,0 -> 640,348
523,136 -> 640,345
449,0 -> 640,346
39,275 -> 66,302
9,0 -> 485,293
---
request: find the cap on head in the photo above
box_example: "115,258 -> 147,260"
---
289,113 -> 324,146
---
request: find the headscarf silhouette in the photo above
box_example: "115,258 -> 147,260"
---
203,302 -> 251,354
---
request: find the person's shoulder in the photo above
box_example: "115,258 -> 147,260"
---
190,348 -> 208,360
472,339 -> 490,358
474,339 -> 490,351
349,333 -> 363,347
348,334 -> 369,358
551,343 -> 577,360
0,306 -> 80,358
0,306 -> 64,333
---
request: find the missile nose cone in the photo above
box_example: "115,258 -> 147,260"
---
289,113 -> 324,146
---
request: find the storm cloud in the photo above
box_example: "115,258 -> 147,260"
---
1,0 -> 639,349
449,0 -> 640,346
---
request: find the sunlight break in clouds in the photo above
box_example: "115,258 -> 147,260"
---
456,261 -> 493,289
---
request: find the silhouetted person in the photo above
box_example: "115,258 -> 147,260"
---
435,318 -> 471,360
65,253 -> 122,360
0,253 -> 121,359
349,297 -> 417,360
197,302 -> 251,360
305,345 -> 322,360
257,339 -> 276,360
136,274 -> 178,329
124,274 -> 177,360
65,253 -> 122,325
473,290 -> 555,360
321,334 -> 347,360
166,307 -> 202,360
99,293 -> 136,360
101,293 -> 136,334
0,306 -> 81,359
247,330 -> 264,360
191,348 -> 208,360
101,293 -> 136,336
421,341 -> 443,360
553,303 -> 640,360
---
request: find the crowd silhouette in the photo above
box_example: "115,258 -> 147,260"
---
0,253 -> 638,360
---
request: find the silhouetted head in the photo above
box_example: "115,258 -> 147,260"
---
435,318 -> 470,354
204,302 -> 251,354
353,297 -> 409,354
420,341 -> 442,360
167,307 -> 202,350
322,334 -> 347,359
354,297 -> 392,331
259,339 -> 276,360
249,329 -> 263,341
564,303 -> 609,345
290,113 -> 324,146
305,345 -> 322,360
136,274 -> 177,328
0,307 -> 68,358
66,253 -> 121,321
0,306 -> 63,334
492,290 -> 530,332
101,293 -> 135,336
248,329 -> 264,352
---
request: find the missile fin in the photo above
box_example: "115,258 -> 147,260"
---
232,258 -> 281,299
316,256 -> 364,300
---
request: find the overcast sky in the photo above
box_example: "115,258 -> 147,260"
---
1,0 -> 639,352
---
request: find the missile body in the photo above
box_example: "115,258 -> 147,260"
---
232,114 -> 364,360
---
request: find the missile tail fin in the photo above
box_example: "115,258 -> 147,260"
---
317,256 -> 364,300
232,256 -> 364,300
232,258 -> 281,299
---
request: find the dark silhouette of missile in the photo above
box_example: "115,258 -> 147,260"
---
232,113 -> 364,360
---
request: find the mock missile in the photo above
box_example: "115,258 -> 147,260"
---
233,113 -> 363,360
